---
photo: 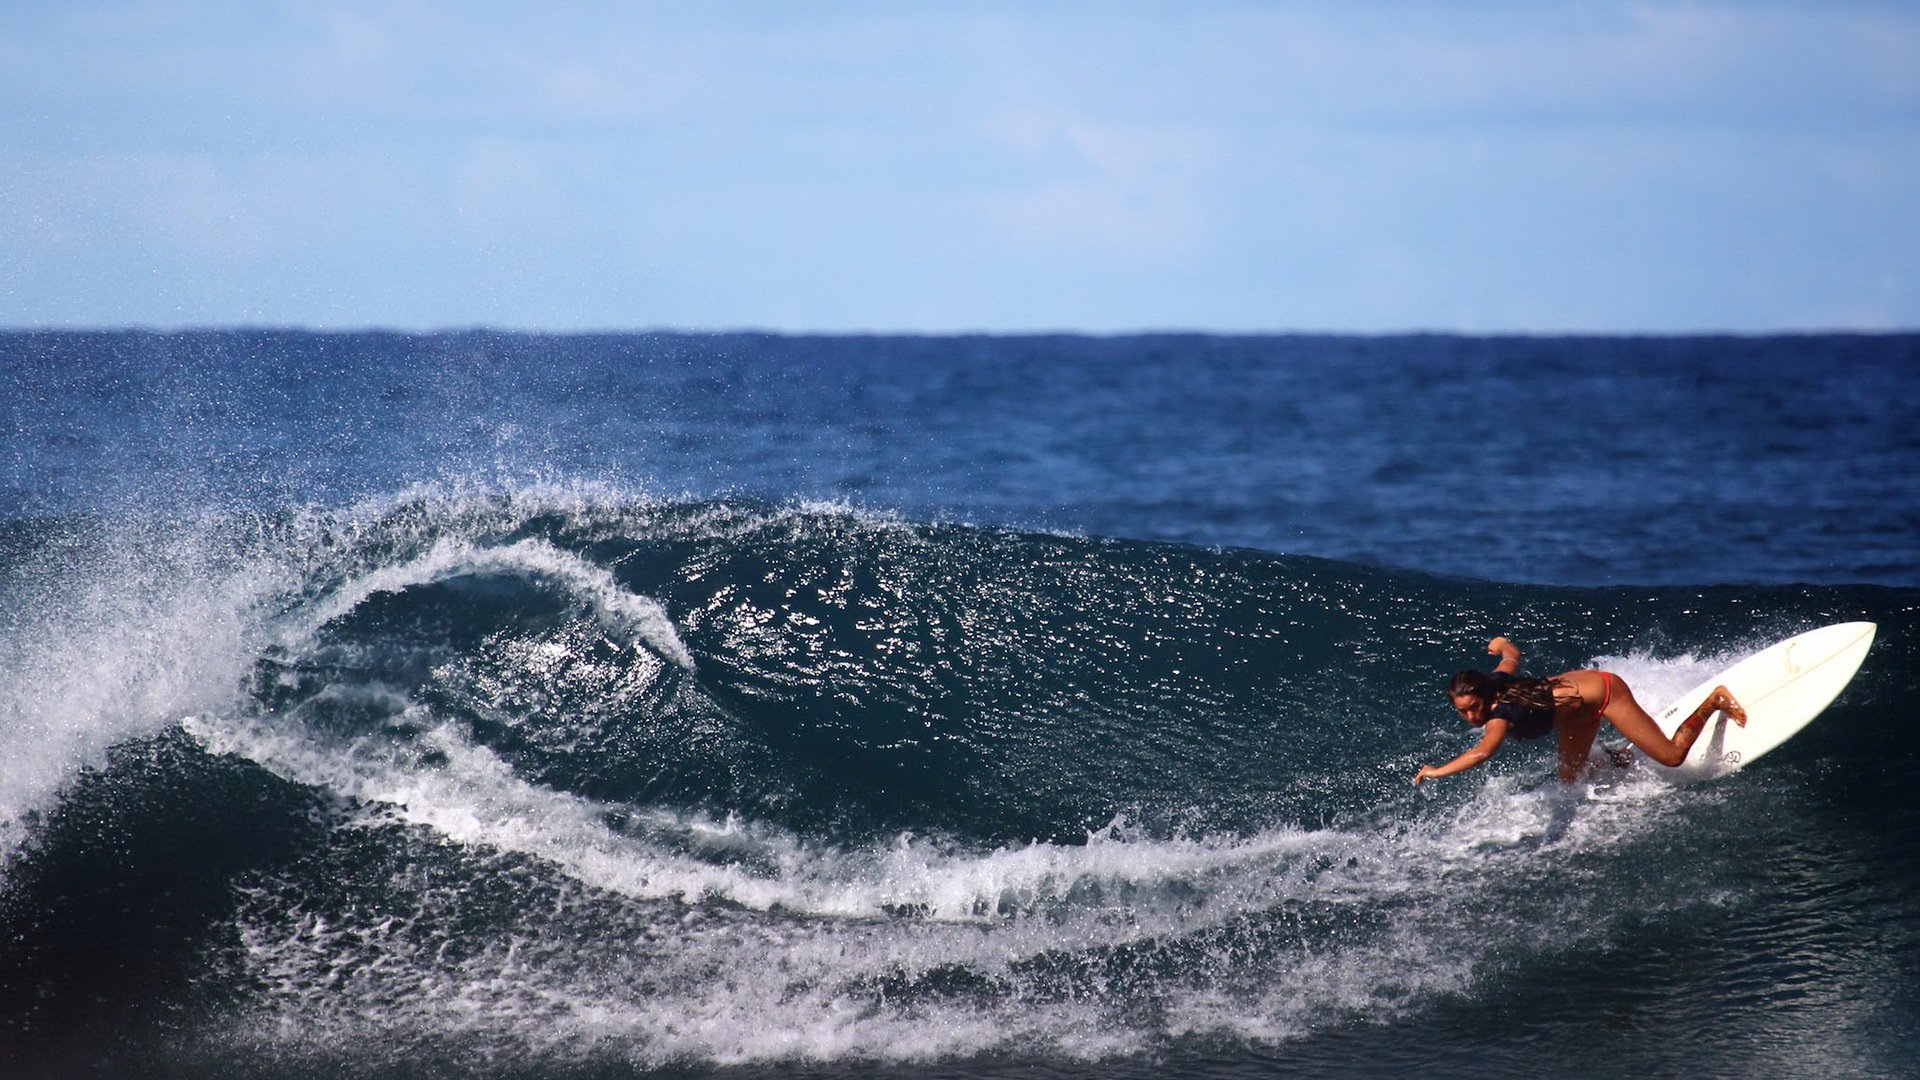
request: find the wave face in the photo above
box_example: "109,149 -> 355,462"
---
3,488 -> 1916,1077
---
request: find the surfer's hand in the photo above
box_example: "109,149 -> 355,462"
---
1487,636 -> 1512,656
1412,766 -> 1433,786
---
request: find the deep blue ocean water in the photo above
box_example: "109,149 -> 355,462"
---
2,331 -> 1917,1078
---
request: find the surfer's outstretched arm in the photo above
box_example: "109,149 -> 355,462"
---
1413,717 -> 1509,785
1486,636 -> 1521,674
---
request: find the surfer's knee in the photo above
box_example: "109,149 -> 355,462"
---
1646,745 -> 1688,768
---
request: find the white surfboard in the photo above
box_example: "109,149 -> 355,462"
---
1649,621 -> 1876,782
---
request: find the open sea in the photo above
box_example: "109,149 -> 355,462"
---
2,330 -> 1917,1078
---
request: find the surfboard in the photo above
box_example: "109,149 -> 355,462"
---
1648,621 -> 1876,782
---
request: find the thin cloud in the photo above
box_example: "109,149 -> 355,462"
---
1,1 -> 1915,331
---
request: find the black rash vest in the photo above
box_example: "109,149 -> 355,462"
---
1486,671 -> 1556,740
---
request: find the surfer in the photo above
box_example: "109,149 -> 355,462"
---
1412,635 -> 1747,785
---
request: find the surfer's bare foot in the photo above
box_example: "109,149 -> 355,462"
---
1710,686 -> 1748,727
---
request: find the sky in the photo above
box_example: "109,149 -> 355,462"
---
2,1 -> 1917,333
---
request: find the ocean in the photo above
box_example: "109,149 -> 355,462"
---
2,330 -> 1916,1078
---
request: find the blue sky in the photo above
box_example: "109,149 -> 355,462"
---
3,2 -> 1916,332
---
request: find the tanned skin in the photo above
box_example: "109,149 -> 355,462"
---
1413,636 -> 1747,785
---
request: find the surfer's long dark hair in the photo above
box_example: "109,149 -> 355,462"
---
1447,669 -> 1558,713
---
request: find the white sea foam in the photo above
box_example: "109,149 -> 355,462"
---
184,708 -> 1331,925
1589,646 -> 1747,714
186,690 -> 1716,1069
210,783 -> 1698,1070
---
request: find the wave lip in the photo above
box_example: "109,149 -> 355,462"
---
286,533 -> 692,668
0,520 -> 292,861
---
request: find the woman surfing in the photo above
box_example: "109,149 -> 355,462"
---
1413,636 -> 1746,785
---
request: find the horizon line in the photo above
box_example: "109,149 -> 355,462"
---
4,323 -> 1917,340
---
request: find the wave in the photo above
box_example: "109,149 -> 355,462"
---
1,484 -> 1914,1071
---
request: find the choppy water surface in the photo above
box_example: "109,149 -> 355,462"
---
2,332 -> 1916,1078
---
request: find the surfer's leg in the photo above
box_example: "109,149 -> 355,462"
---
1589,676 -> 1697,760
1664,686 -> 1747,755
1601,678 -> 1725,767
1555,711 -> 1603,782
